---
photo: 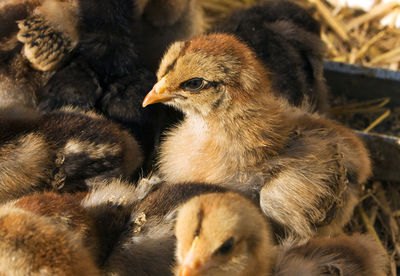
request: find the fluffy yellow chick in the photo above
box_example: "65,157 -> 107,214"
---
174,192 -> 388,276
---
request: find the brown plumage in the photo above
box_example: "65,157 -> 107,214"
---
7,191 -> 103,263
0,106 -> 142,202
174,192 -> 388,276
142,33 -> 371,238
0,205 -> 100,275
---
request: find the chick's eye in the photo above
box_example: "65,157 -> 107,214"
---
215,237 -> 234,255
181,78 -> 205,92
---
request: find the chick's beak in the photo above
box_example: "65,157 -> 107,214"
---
178,237 -> 203,276
142,77 -> 174,107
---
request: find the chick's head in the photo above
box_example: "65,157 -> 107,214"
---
142,33 -> 270,117
174,192 -> 274,276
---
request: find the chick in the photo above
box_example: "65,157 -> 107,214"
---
76,0 -> 141,80
215,0 -> 329,113
0,55 -> 51,108
98,68 -> 165,172
7,191 -> 102,261
16,0 -> 79,71
142,33 -> 371,238
0,39 -> 53,108
133,0 -> 204,70
37,58 -> 103,111
0,106 -> 55,201
0,0 -> 77,108
105,181 -> 226,276
174,192 -> 387,276
0,205 -> 100,275
37,0 -> 186,172
0,106 -> 142,202
81,178 -> 141,265
274,235 -> 388,276
1,0 -> 79,71
38,107 -> 143,188
0,0 -> 42,49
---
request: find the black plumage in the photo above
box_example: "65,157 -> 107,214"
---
215,0 -> 329,113
37,0 -> 192,173
37,58 -> 102,111
132,0 -> 204,71
76,0 -> 139,80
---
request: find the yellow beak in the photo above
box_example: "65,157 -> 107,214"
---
178,237 -> 203,276
142,78 -> 174,107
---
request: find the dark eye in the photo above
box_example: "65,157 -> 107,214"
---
181,78 -> 205,92
215,237 -> 234,255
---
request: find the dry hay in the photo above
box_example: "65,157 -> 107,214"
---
200,0 -> 400,70
199,0 -> 400,274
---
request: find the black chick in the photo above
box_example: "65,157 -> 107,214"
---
37,0 -> 180,172
78,0 -> 203,76
0,106 -> 142,202
132,0 -> 204,71
215,0 -> 329,113
36,0 -> 137,112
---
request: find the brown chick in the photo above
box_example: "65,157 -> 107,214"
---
174,192 -> 388,276
0,205 -> 100,275
142,33 -> 372,238
0,106 -> 142,202
8,191 -> 101,260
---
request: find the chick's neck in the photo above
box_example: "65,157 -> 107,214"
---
204,86 -> 293,161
